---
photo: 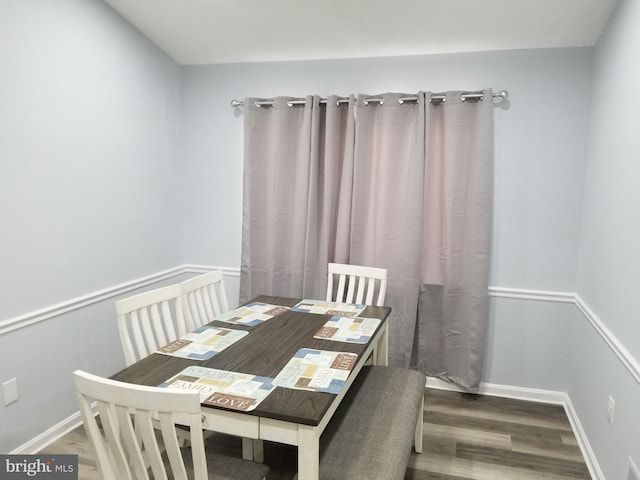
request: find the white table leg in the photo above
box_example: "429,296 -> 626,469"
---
253,439 -> 264,463
242,437 -> 264,463
242,438 -> 264,462
297,425 -> 320,480
242,438 -> 253,460
375,322 -> 389,366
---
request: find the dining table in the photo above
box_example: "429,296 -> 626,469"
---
110,295 -> 391,480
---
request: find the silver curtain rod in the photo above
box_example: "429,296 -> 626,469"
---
230,90 -> 508,108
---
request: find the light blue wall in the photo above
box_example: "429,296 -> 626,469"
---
0,0 -> 184,318
570,0 -> 640,477
184,47 -> 640,476
578,0 -> 640,364
3,1 -> 637,475
0,0 -> 182,453
484,298 -> 574,391
182,50 -> 593,294
182,48 -> 593,390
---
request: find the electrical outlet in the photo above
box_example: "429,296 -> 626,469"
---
628,457 -> 640,480
3,378 -> 18,406
607,396 -> 615,426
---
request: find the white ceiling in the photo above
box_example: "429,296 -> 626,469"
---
104,0 -> 617,66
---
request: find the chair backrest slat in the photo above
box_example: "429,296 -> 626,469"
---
160,300 -> 177,344
73,370 -> 206,480
179,271 -> 230,332
326,263 -> 388,307
364,277 -> 376,305
129,311 -> 148,361
148,303 -> 166,347
140,308 -> 156,355
116,283 -> 183,366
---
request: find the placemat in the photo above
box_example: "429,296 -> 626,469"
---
156,326 -> 248,360
214,302 -> 290,326
160,365 -> 274,411
313,316 -> 381,344
272,348 -> 358,394
291,299 -> 365,317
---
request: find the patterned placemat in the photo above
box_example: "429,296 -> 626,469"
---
160,365 -> 274,411
214,302 -> 290,326
156,326 -> 248,360
313,316 -> 381,344
272,348 -> 358,394
291,299 -> 366,317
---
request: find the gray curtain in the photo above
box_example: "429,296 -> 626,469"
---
240,90 -> 493,390
240,95 -> 355,299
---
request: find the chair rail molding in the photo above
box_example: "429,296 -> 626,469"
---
184,264 -> 240,276
574,294 -> 640,385
488,286 -> 575,303
0,267 -> 184,335
2,272 -> 637,389
0,265 -> 241,336
489,286 -> 640,387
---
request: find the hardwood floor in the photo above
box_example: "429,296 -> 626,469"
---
407,389 -> 590,479
39,388 -> 591,479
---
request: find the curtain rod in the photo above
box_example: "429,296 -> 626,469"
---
230,90 -> 508,108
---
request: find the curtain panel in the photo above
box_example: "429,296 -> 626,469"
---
240,90 -> 494,390
240,96 -> 355,299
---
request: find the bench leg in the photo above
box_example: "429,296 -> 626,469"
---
414,395 -> 424,453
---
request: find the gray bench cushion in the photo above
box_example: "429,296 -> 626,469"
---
182,450 -> 269,480
304,365 -> 426,480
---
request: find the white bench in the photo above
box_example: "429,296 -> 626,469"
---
296,365 -> 425,480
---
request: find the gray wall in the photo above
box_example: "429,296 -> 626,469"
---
570,0 -> 640,477
0,0 -> 182,453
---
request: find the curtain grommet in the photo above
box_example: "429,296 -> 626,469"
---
461,93 -> 484,103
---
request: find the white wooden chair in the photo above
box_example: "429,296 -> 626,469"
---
179,271 -> 230,332
73,370 -> 269,480
116,284 -> 186,367
326,263 -> 388,306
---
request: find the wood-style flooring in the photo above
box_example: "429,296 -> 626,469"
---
39,388 -> 591,479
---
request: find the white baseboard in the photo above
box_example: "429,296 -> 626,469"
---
426,376 -> 604,480
563,394 -> 605,480
12,411 -> 84,455
426,376 -> 567,404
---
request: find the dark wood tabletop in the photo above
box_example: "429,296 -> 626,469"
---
111,295 -> 391,426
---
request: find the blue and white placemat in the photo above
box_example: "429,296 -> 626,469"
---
272,348 -> 358,394
156,326 -> 248,361
291,299 -> 365,317
313,316 -> 381,344
214,302 -> 289,327
160,365 -> 274,411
